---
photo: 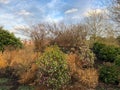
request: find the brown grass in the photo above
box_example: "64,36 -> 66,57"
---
0,45 -> 39,84
1,46 -> 38,68
0,53 -> 8,69
0,45 -> 98,89
77,68 -> 98,88
66,53 -> 77,75
18,63 -> 38,84
66,53 -> 87,75
67,53 -> 98,88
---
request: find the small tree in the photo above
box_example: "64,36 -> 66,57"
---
36,45 -> 70,89
0,27 -> 23,52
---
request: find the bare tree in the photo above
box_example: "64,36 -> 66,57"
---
30,24 -> 50,52
15,22 -> 88,52
107,0 -> 120,36
50,24 -> 87,48
84,9 -> 105,42
15,23 -> 51,52
100,0 -> 120,34
108,0 -> 120,26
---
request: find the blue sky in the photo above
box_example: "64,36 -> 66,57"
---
0,0 -> 102,35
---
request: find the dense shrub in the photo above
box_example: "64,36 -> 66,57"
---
93,42 -> 120,62
115,47 -> 120,55
77,46 -> 95,68
0,27 -> 23,52
36,45 -> 70,89
114,55 -> 120,66
92,42 -> 105,55
99,65 -> 119,84
99,46 -> 118,62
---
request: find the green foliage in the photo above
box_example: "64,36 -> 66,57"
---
0,27 -> 23,52
93,42 -> 120,62
0,78 -> 9,84
92,42 -> 105,55
114,55 -> 120,66
78,46 -> 95,67
0,86 -> 11,90
36,45 -> 70,89
115,47 -> 120,54
99,65 -> 119,84
17,85 -> 35,90
99,46 -> 118,62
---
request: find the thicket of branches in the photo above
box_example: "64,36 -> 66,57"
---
16,23 -> 88,52
14,0 -> 120,52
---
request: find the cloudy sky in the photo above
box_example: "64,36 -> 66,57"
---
0,0 -> 102,34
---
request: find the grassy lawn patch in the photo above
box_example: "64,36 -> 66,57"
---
17,85 -> 35,90
0,78 -> 9,84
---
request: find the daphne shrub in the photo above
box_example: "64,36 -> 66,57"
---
36,45 -> 70,89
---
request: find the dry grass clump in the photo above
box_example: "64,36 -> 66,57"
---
1,46 -> 37,68
77,68 -> 98,88
0,46 -> 39,84
0,53 -> 8,69
10,47 -> 38,83
10,48 -> 37,68
2,50 -> 18,65
18,63 -> 38,84
67,53 -> 98,88
66,53 -> 77,75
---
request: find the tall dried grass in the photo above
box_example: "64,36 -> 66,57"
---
67,53 -> 98,88
2,46 -> 37,68
0,53 -> 8,69
77,68 -> 98,88
18,63 -> 38,84
66,53 -> 77,75
0,45 -> 39,84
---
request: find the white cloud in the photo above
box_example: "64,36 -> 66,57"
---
0,13 -> 13,19
13,25 -> 30,39
14,25 -> 28,30
65,8 -> 78,14
84,9 -> 107,17
18,10 -> 31,16
72,16 -> 81,19
43,15 -> 63,23
0,12 -> 26,32
0,0 -> 10,4
0,13 -> 16,26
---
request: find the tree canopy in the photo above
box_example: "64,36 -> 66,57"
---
0,27 -> 23,52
